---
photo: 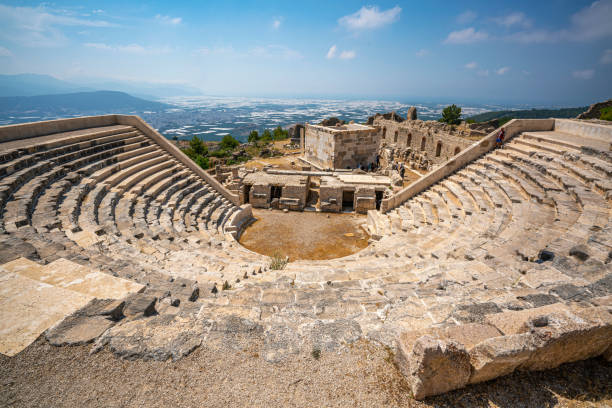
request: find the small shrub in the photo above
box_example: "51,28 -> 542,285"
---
219,134 -> 240,151
222,280 -> 231,290
600,106 -> 612,121
311,347 -> 321,360
269,252 -> 288,270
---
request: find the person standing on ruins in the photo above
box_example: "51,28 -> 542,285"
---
496,128 -> 505,148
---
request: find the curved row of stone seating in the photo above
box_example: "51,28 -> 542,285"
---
0,124 -> 268,296
270,129 -> 611,316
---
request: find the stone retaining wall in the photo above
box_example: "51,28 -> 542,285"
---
379,119 -> 556,212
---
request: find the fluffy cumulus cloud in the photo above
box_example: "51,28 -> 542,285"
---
155,14 -> 182,25
601,49 -> 612,64
465,61 -> 478,69
0,45 -> 12,56
496,66 -> 510,75
456,10 -> 477,25
573,69 -> 595,80
444,27 -> 488,44
0,4 -> 113,47
326,45 -> 337,59
339,5 -> 401,30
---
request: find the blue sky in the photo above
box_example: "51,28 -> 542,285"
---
0,0 -> 611,105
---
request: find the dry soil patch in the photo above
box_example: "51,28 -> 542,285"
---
239,209 -> 369,261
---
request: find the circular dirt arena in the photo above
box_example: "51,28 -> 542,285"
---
239,209 -> 370,260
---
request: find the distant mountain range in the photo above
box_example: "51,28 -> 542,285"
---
0,74 -> 203,99
467,106 -> 587,122
0,91 -> 171,116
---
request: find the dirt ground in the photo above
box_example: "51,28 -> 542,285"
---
1,336 -> 610,408
239,209 -> 370,261
403,168 -> 423,186
243,153 -> 303,171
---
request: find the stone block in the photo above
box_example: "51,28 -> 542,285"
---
484,303 -> 570,335
123,293 -> 157,319
401,335 -> 471,400
520,307 -> 612,371
469,333 -> 536,384
46,315 -> 115,346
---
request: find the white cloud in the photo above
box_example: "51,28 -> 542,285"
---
0,4 -> 113,47
506,0 -> 612,43
272,18 -> 282,29
0,46 -> 13,56
326,45 -> 355,60
569,0 -> 612,40
156,14 -> 182,25
573,69 -> 595,80
493,12 -> 531,28
84,42 -> 171,55
415,49 -> 429,57
326,45 -> 337,59
444,27 -> 488,44
600,49 -> 612,64
465,61 -> 478,69
339,50 -> 356,59
477,69 -> 490,77
496,66 -> 510,75
457,11 -> 477,25
339,5 -> 401,30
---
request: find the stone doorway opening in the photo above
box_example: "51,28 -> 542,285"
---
375,190 -> 384,210
342,190 -> 354,212
243,184 -> 251,204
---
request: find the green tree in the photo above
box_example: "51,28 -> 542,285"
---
248,130 -> 260,143
189,135 -> 208,156
261,129 -> 273,142
440,104 -> 462,125
273,126 -> 288,141
219,134 -> 240,151
194,155 -> 210,169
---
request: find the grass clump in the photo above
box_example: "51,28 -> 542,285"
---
600,106 -> 612,121
269,252 -> 288,270
311,347 -> 321,360
222,280 -> 231,290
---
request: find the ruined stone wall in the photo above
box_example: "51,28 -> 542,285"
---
333,129 -> 379,169
374,118 -> 473,168
303,125 -> 336,169
354,186 -> 377,214
279,183 -> 308,211
304,124 -> 379,170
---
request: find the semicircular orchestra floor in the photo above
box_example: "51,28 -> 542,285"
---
238,209 -> 370,261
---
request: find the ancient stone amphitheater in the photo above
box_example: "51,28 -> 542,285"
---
1,114 -> 611,399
